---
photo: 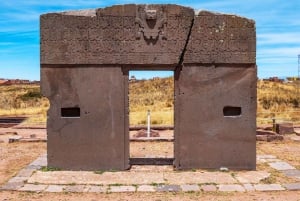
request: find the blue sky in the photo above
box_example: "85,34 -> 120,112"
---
0,0 -> 299,80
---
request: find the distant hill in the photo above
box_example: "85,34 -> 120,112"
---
0,78 -> 39,85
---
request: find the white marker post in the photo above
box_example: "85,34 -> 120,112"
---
147,110 -> 151,138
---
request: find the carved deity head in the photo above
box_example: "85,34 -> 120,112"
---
145,9 -> 157,20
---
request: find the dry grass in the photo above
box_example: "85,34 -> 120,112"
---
0,79 -> 299,126
0,85 -> 49,123
129,77 -> 174,125
257,80 -> 300,125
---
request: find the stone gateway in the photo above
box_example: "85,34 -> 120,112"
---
40,4 -> 257,171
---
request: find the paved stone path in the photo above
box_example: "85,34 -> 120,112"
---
1,154 -> 299,193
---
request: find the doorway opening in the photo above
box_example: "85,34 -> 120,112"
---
128,70 -> 174,165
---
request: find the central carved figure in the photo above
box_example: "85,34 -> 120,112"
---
135,7 -> 167,41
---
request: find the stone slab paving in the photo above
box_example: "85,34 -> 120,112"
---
156,185 -> 181,192
235,171 -> 270,184
268,162 -> 296,171
180,184 -> 200,192
201,185 -> 217,192
109,186 -> 136,193
137,185 -> 156,192
28,171 -> 165,185
64,185 -> 89,193
163,172 -> 237,185
88,185 -> 108,193
19,184 -> 47,192
45,185 -> 65,193
283,183 -> 300,191
254,184 -> 285,191
282,169 -> 300,180
243,184 -> 255,191
218,184 -> 245,192
1,153 -> 300,193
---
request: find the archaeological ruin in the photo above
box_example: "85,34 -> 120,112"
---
40,4 -> 257,171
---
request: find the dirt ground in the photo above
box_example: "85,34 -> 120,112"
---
0,131 -> 300,200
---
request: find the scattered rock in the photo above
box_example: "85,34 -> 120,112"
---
5,131 -> 18,135
256,134 -> 283,142
294,128 -> 300,136
30,134 -> 37,138
220,167 -> 229,172
257,125 -> 273,131
8,135 -> 22,143
275,123 -> 294,135
256,129 -> 276,135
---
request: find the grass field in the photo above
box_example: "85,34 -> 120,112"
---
0,78 -> 299,126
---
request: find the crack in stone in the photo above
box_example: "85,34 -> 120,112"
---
175,16 -> 194,79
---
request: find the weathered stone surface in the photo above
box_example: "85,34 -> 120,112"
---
268,162 -> 296,171
175,66 -> 256,169
218,184 -> 245,192
254,184 -> 285,191
275,123 -> 294,135
42,67 -> 129,170
41,4 -> 194,65
185,11 -> 256,64
41,4 -> 256,171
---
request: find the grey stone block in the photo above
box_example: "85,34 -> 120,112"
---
64,185 -> 88,192
45,185 -> 65,192
16,168 -> 35,177
137,185 -> 156,192
282,169 -> 300,179
283,183 -> 300,191
156,185 -> 181,192
88,185 -> 108,193
243,183 -> 255,191
19,184 -> 47,192
201,184 -> 217,192
218,184 -> 245,192
268,162 -> 296,171
109,185 -> 136,193
180,184 -> 200,192
0,181 -> 24,191
254,184 -> 285,191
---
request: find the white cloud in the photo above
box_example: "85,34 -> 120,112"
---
258,33 -> 300,45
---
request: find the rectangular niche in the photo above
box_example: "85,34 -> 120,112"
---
61,107 -> 80,118
223,106 -> 242,117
